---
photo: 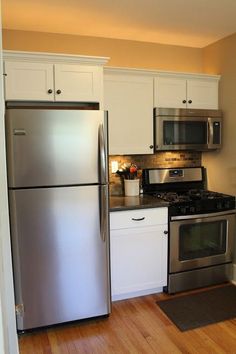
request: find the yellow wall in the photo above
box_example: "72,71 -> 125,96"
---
4,29 -> 236,195
202,32 -> 236,195
2,29 -> 203,72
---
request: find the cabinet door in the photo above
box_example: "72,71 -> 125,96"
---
154,77 -> 187,108
187,79 -> 218,109
104,73 -> 153,155
110,225 -> 167,300
54,64 -> 103,103
4,61 -> 54,101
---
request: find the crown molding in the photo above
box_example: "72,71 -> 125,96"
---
3,50 -> 110,66
104,66 -> 220,81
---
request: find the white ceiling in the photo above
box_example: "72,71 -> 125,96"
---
2,0 -> 236,48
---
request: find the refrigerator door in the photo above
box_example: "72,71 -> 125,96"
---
9,185 -> 111,330
6,109 -> 108,188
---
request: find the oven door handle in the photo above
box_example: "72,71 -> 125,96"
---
171,209 -> 236,221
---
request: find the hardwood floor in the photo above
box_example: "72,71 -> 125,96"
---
19,289 -> 236,354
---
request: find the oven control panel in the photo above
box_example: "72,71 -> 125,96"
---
169,197 -> 236,217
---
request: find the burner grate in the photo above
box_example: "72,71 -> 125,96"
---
151,189 -> 235,216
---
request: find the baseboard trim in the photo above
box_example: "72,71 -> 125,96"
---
112,287 -> 163,301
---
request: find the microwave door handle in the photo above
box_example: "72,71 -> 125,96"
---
208,119 -> 213,146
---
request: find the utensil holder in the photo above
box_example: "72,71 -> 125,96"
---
124,179 -> 139,196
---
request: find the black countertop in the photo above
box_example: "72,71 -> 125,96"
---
109,194 -> 169,212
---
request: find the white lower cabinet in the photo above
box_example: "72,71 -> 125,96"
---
110,207 -> 168,301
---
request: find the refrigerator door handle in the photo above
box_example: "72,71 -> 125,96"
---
13,129 -> 26,136
100,185 -> 109,242
98,122 -> 108,184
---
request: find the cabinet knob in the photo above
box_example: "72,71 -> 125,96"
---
149,145 -> 154,149
56,89 -> 62,95
182,100 -> 186,104
188,100 -> 192,104
47,89 -> 53,94
163,230 -> 168,235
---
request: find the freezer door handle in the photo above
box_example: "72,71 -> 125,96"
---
98,121 -> 108,184
100,185 -> 108,242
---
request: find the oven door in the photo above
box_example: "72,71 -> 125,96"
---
169,210 -> 235,273
155,116 -> 209,151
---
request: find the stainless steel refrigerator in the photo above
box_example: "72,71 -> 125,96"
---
5,107 -> 111,331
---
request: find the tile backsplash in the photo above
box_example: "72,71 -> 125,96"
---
109,151 -> 201,195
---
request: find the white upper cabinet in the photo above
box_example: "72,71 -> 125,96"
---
3,51 -> 109,103
186,79 -> 219,109
4,61 -> 54,101
154,77 -> 187,109
154,75 -> 219,109
54,64 -> 103,102
104,70 -> 154,155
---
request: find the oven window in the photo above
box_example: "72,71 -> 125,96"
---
179,220 -> 227,260
163,121 -> 207,145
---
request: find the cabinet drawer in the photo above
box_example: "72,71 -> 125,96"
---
110,207 -> 167,230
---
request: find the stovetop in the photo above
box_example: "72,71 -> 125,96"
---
142,167 -> 236,216
154,189 -> 231,203
151,189 -> 235,216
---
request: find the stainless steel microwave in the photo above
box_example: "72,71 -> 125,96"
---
154,108 -> 222,151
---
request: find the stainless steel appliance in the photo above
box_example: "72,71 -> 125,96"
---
154,108 -> 222,151
142,167 -> 236,294
5,106 -> 111,331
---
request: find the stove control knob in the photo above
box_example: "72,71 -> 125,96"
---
196,205 -> 201,213
180,207 -> 186,214
224,201 -> 230,209
216,202 -> 222,210
190,206 -> 195,213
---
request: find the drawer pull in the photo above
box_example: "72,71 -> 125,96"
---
131,217 -> 145,221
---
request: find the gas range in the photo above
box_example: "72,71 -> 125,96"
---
142,167 -> 235,217
142,167 -> 236,294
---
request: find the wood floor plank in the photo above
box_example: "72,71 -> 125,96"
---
19,291 -> 236,354
201,322 -> 236,353
47,331 -> 61,354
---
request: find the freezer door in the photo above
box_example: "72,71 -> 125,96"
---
6,109 -> 108,188
9,185 -> 111,330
